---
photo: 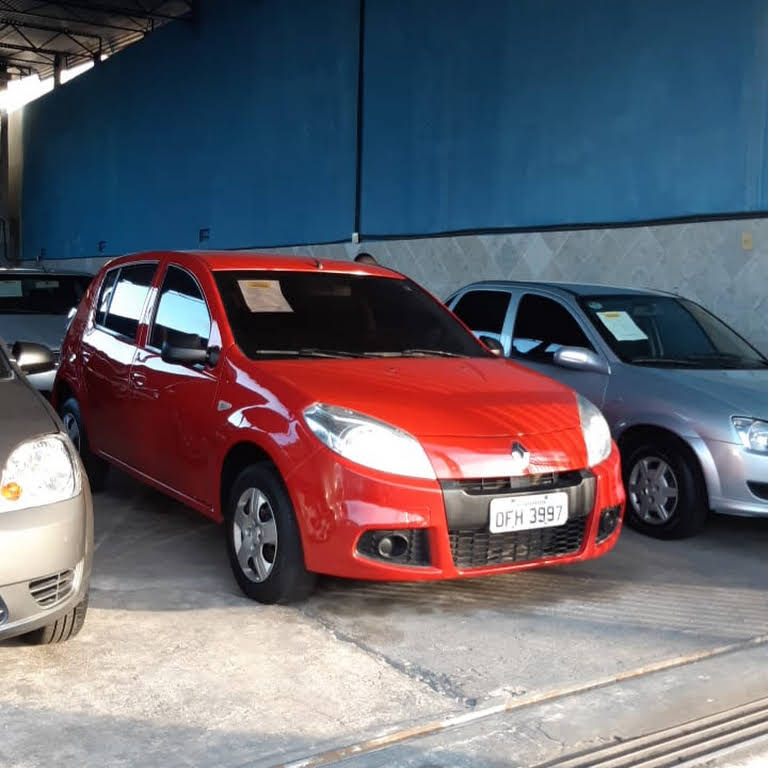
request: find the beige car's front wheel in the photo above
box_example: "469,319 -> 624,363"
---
23,594 -> 89,645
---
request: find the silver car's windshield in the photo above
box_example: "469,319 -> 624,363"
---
0,345 -> 10,378
0,274 -> 90,315
579,294 -> 768,369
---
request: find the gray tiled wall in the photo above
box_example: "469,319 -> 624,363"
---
29,217 -> 768,352
272,219 -> 768,352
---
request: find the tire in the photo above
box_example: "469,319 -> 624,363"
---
23,594 -> 89,645
224,463 -> 316,604
622,437 -> 708,539
61,397 -> 109,491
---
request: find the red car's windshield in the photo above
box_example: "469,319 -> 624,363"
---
214,270 -> 489,359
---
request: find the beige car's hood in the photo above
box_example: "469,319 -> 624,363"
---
0,374 -> 58,462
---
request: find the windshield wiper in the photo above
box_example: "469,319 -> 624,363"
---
630,357 -> 702,367
364,349 -> 463,358
682,353 -> 768,368
252,348 -> 364,359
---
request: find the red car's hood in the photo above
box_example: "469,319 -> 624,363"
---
259,357 -> 580,437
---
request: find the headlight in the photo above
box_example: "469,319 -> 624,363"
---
0,434 -> 81,512
303,403 -> 436,480
577,394 -> 612,467
733,417 -> 768,453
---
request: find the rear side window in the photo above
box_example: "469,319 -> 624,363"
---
512,294 -> 593,358
101,264 -> 157,341
150,266 -> 211,351
452,290 -> 511,334
95,269 -> 119,326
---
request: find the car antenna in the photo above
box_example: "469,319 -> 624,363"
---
313,257 -> 323,270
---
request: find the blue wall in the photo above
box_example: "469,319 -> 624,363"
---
362,0 -> 768,235
22,0 -> 359,260
21,0 -> 768,257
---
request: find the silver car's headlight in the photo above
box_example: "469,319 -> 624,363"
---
303,403 -> 436,480
577,394 -> 612,467
0,434 -> 81,512
732,417 -> 768,453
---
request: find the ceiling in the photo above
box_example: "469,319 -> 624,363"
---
0,1 -> 193,81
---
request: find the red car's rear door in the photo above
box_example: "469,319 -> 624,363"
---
80,262 -> 158,461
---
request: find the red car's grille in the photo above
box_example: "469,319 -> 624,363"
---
441,471 -> 594,569
449,517 -> 588,568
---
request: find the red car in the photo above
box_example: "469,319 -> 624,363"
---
55,251 -> 625,603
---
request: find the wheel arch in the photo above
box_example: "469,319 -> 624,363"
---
52,376 -> 75,412
616,423 -> 716,505
218,441 -> 282,522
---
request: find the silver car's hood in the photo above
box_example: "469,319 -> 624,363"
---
0,314 -> 67,350
646,367 -> 768,416
0,375 -> 58,461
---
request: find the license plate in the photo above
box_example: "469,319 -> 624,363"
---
489,492 -> 569,533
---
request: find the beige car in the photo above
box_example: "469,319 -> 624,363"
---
0,339 -> 92,644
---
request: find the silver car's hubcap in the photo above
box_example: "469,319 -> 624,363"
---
628,456 -> 679,525
63,413 -> 81,452
232,487 -> 278,583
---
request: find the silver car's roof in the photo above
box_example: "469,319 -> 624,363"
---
454,280 -> 677,299
0,267 -> 92,277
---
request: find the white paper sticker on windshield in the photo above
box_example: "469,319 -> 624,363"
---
596,311 -> 648,341
238,280 -> 293,313
0,280 -> 22,297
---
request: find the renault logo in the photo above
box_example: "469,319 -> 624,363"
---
510,442 -> 530,474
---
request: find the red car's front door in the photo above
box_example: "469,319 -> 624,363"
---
129,263 -> 221,509
80,262 -> 158,462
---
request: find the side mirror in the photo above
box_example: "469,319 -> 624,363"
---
12,341 -> 56,375
553,346 -> 609,375
478,335 -> 504,357
161,339 -> 220,368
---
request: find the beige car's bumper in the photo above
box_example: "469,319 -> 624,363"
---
0,486 -> 93,642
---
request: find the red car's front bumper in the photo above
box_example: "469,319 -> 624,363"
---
288,444 -> 625,582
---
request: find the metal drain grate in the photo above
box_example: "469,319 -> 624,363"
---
28,570 -> 75,608
535,695 -> 768,768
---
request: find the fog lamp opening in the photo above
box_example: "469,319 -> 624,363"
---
597,505 -> 621,542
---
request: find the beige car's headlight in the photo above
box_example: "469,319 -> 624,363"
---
0,434 -> 81,512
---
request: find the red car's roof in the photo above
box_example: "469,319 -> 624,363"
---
109,250 -> 402,279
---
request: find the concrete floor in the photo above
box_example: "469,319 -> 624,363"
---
2,470 -> 768,767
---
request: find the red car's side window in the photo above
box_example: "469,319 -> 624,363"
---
148,266 -> 211,352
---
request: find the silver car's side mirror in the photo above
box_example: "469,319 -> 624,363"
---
12,341 -> 57,376
554,346 -> 609,375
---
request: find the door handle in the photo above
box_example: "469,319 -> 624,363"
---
131,372 -> 147,388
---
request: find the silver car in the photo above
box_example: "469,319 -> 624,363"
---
447,281 -> 768,539
0,339 -> 92,643
0,268 -> 92,392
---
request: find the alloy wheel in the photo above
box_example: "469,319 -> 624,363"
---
627,455 -> 679,525
232,487 -> 278,582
